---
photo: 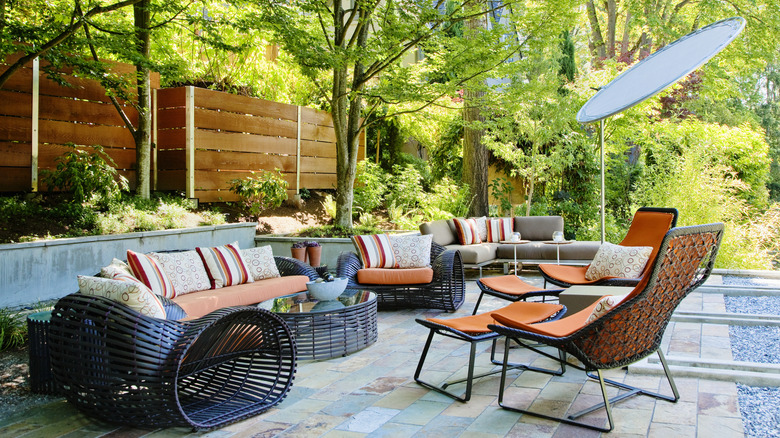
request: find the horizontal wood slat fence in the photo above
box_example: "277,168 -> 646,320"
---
1,54 -> 364,202
156,86 -> 365,202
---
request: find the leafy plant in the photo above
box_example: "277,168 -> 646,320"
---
489,176 -> 515,216
353,161 -> 387,213
386,164 -> 425,211
321,194 -> 337,220
0,308 -> 27,352
41,143 -> 128,205
229,169 -> 289,217
295,224 -> 383,238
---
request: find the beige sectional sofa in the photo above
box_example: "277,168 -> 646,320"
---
419,216 -> 600,272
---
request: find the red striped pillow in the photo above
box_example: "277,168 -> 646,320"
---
352,234 -> 398,268
196,242 -> 254,289
127,250 -> 176,298
453,218 -> 482,244
486,218 -> 513,242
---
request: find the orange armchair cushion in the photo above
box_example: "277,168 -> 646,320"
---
356,267 -> 434,285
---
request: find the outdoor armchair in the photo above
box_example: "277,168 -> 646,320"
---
488,223 -> 723,432
48,293 -> 297,430
337,242 -> 465,311
539,207 -> 678,288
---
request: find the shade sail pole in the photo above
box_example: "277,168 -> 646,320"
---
600,118 -> 606,244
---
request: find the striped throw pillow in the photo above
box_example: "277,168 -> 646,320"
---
352,234 -> 397,268
453,218 -> 482,245
486,218 -> 513,242
127,250 -> 176,298
196,242 -> 254,289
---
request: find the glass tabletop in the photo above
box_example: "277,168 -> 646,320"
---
258,289 -> 375,314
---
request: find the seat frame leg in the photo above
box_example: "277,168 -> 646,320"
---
497,340 -> 679,433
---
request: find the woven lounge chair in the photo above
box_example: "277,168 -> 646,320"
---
488,223 -> 723,432
49,294 -> 297,430
337,242 -> 465,311
473,275 -> 565,314
539,207 -> 678,288
414,301 -> 566,402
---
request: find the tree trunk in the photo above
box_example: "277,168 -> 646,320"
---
586,1 -> 606,61
463,8 -> 489,218
606,0 -> 617,58
133,0 -> 151,198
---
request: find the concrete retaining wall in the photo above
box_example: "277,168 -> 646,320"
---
0,223 -> 257,308
254,236 -> 354,274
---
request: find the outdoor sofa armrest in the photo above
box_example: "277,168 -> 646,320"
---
336,250 -> 363,288
274,255 -> 319,281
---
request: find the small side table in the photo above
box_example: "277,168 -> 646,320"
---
27,310 -> 57,394
499,240 -> 530,275
543,240 -> 573,265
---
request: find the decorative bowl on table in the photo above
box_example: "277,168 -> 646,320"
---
306,277 -> 348,301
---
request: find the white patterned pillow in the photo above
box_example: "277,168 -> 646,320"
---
242,246 -> 281,281
101,258 -> 153,291
352,234 -> 397,268
472,217 -> 488,242
127,249 -> 176,298
586,295 -> 628,323
196,242 -> 254,288
486,218 -> 513,242
453,218 -> 482,245
585,242 -> 653,281
150,250 -> 211,295
388,234 -> 432,268
78,275 -> 166,319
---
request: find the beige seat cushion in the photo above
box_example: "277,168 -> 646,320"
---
445,243 -> 499,264
356,268 -> 434,285
173,275 -> 309,319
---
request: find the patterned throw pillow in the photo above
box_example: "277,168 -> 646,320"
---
196,242 -> 254,289
78,275 -> 166,319
586,295 -> 626,323
388,234 -> 432,268
584,242 -> 653,281
472,217 -> 488,242
453,218 -> 482,245
352,234 -> 397,268
150,250 -> 211,296
127,250 -> 177,298
486,218 -> 513,243
242,246 -> 281,281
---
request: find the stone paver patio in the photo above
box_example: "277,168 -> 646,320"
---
0,272 -> 748,437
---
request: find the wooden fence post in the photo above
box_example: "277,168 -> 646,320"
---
152,88 -> 158,191
185,86 -> 195,199
31,57 -> 39,192
296,105 -> 301,195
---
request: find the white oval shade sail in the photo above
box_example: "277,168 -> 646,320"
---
577,17 -> 746,123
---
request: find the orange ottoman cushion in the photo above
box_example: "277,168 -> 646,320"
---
356,268 -> 434,285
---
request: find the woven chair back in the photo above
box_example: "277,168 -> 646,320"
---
569,223 -> 723,369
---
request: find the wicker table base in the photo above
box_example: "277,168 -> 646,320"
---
259,289 -> 377,360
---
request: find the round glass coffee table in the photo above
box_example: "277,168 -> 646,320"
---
258,289 -> 377,360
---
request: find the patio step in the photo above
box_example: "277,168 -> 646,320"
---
629,356 -> 780,386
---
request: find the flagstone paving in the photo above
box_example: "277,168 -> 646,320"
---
0,272 -> 750,437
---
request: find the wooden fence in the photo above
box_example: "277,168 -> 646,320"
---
0,54 -> 160,191
155,86 -> 365,202
1,55 -> 363,202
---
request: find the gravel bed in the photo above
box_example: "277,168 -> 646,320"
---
722,276 -> 780,437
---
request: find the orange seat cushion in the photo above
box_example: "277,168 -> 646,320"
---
173,275 -> 309,319
356,267 -> 434,285
538,264 -> 600,285
491,298 -> 605,338
479,275 -> 547,295
428,301 -> 564,334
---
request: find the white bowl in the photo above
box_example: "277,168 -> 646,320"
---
306,277 -> 348,301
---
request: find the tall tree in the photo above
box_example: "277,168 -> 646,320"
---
462,8 -> 488,217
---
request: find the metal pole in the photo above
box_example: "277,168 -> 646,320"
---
600,119 -> 606,243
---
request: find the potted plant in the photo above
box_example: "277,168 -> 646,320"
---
305,241 -> 322,267
291,241 -> 308,263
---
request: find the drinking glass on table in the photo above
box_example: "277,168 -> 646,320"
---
552,231 -> 564,242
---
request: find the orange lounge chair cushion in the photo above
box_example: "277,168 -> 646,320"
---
356,267 -> 434,285
538,264 -> 601,285
479,275 -> 547,296
428,301 -> 564,334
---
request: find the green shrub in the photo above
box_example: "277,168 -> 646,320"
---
0,308 -> 27,351
386,164 -> 425,211
229,169 -> 289,217
41,143 -> 128,205
489,177 -> 514,217
353,161 -> 387,213
322,194 -> 337,220
294,224 -> 383,238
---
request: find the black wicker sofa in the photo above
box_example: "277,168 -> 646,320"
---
336,242 -> 465,312
49,253 -> 319,430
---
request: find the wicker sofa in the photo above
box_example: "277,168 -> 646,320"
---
337,242 -> 465,311
420,216 -> 601,272
49,249 -> 319,430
